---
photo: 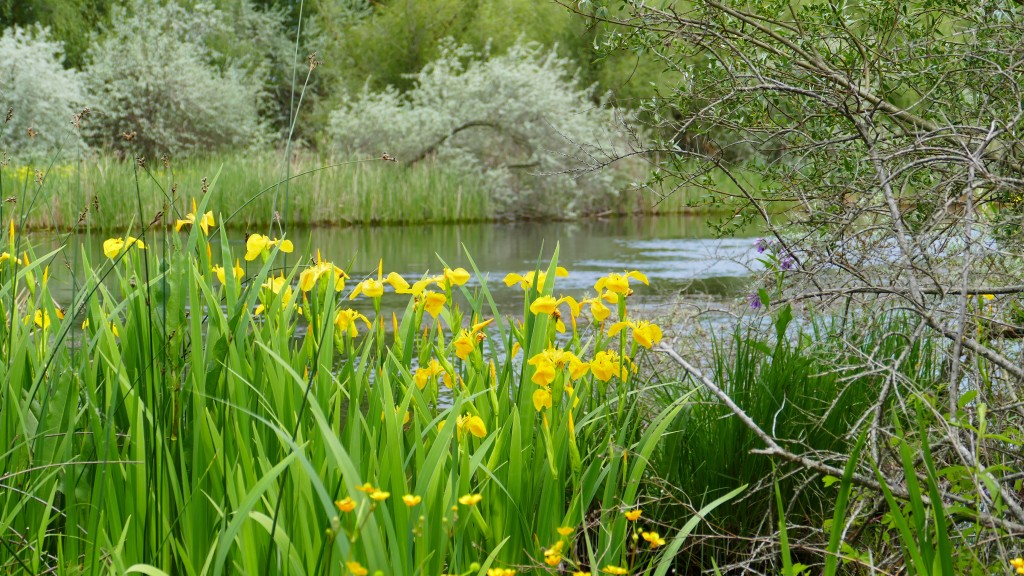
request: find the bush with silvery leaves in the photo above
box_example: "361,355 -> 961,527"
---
328,39 -> 629,218
83,0 -> 269,157
0,25 -> 87,163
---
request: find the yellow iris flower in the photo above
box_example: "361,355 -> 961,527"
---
174,198 -> 215,235
244,234 -> 293,261
580,295 -> 612,321
503,266 -> 568,292
595,270 -> 648,295
298,251 -> 348,292
211,260 -> 244,284
335,309 -> 372,338
414,358 -> 446,390
0,251 -> 23,266
443,267 -> 471,287
349,260 -> 387,299
452,318 -> 493,360
103,236 -> 145,259
607,319 -> 663,349
590,351 -> 632,382
457,414 -> 487,439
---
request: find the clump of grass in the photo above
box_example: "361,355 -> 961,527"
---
0,194 -> 719,574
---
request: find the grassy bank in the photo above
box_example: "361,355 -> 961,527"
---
0,197 -> 735,574
0,153 -> 749,231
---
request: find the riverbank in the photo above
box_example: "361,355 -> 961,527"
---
0,153 -> 756,231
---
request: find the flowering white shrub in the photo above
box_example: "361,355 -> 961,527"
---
0,25 -> 87,163
84,0 -> 267,157
329,39 -> 629,217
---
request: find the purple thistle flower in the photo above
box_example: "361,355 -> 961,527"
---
747,293 -> 763,309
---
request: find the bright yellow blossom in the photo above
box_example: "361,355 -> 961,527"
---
346,561 -> 369,576
212,260 -> 244,284
414,359 -> 446,390
595,270 -> 648,295
573,572 -> 592,576
486,569 -> 516,576
557,526 -> 574,536
457,414 -> 487,439
369,490 -> 390,501
422,291 -> 446,317
0,251 -> 22,266
590,351 -> 631,382
443,267 -> 471,287
624,508 -> 642,521
607,319 -> 664,349
174,198 -> 215,235
244,234 -> 293,261
402,494 -> 422,507
335,309 -> 372,338
452,318 -> 493,360
103,236 -> 145,259
580,295 -> 612,321
335,497 -> 356,513
601,567 -> 628,575
1010,558 -> 1024,575
298,251 -> 348,292
532,387 -> 553,411
355,482 -> 376,493
349,260 -> 389,299
503,267 -> 568,292
458,493 -> 483,506
641,530 -> 666,548
33,309 -> 53,329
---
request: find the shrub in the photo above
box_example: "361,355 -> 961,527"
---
83,0 -> 267,157
328,39 -> 630,218
0,25 -> 87,163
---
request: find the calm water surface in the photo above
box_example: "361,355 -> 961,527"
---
38,214 -> 760,313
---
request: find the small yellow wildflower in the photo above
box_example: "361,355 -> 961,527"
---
355,482 -> 376,493
103,236 -> 145,259
1011,557 -> 1024,575
369,490 -> 390,502
335,309 -> 372,338
503,267 -> 568,292
607,319 -> 664,349
458,493 -> 483,506
557,526 -> 574,536
624,508 -> 642,521
212,260 -> 245,284
244,234 -> 293,261
174,198 -> 215,235
443,267 -> 471,287
335,497 -> 356,513
349,260 -> 387,299
457,414 -> 487,439
486,569 -> 516,576
573,572 -> 592,576
601,566 -> 628,575
345,560 -> 369,576
402,494 -> 421,507
641,530 -> 666,548
532,387 -> 553,412
595,270 -> 648,295
414,359 -> 445,390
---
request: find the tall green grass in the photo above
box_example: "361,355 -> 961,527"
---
2,154 -> 494,230
0,194 -> 720,574
0,154 -> 750,231
651,309 -> 943,572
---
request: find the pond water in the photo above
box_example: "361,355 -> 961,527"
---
34,214 -> 760,315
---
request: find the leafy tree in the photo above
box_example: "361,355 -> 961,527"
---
0,0 -> 109,67
0,25 -> 87,162
329,39 -> 629,217
83,0 -> 269,157
585,0 -> 1024,571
